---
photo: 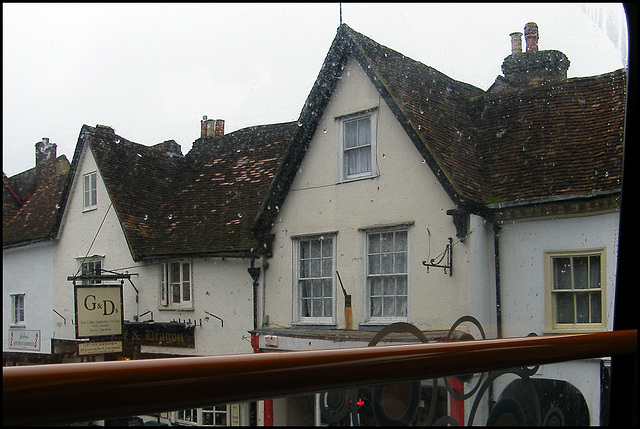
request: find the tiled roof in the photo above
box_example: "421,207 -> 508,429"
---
85,122 -> 297,260
475,69 -> 626,204
3,158 -> 70,247
259,24 -> 626,231
342,25 -> 626,207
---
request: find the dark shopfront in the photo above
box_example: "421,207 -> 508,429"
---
4,322 -> 197,366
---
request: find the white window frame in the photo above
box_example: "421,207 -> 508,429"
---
83,171 -> 97,210
174,405 -> 229,426
337,109 -> 378,182
363,226 -> 410,324
160,260 -> 193,310
544,248 -> 606,333
292,233 -> 337,325
11,294 -> 25,325
80,257 -> 103,285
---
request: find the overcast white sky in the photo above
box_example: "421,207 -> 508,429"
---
3,3 -> 628,177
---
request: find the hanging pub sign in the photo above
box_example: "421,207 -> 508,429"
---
74,284 -> 124,340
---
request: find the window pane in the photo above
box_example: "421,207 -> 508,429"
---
182,263 -> 190,281
312,299 -> 322,317
310,240 -> 321,258
324,298 -> 332,317
573,257 -> 588,289
380,233 -> 393,253
321,259 -> 332,277
369,254 -> 381,274
383,297 -> 395,317
346,146 -> 371,176
301,298 -> 311,317
301,240 -> 310,259
344,121 -> 357,148
300,260 -> 310,278
84,175 -> 90,207
369,234 -> 380,253
202,411 -> 213,426
556,293 -> 574,324
370,277 -> 382,296
323,279 -> 332,297
214,409 -> 227,426
383,277 -> 395,295
553,258 -> 572,290
172,284 -> 181,303
395,252 -> 407,273
396,296 -> 407,317
183,282 -> 190,302
381,253 -> 393,274
322,239 -> 333,257
589,256 -> 601,289
397,276 -> 407,295
310,259 -> 321,277
576,292 -> 589,323
371,297 -> 382,317
312,279 -> 322,298
395,231 -> 407,250
300,281 -> 310,298
171,262 -> 181,283
591,292 -> 602,323
358,118 -> 371,146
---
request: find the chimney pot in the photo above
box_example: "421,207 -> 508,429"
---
215,119 -> 225,136
201,117 -> 225,138
510,32 -> 523,54
524,22 -> 539,52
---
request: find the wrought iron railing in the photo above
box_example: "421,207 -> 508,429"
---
3,327 -> 635,426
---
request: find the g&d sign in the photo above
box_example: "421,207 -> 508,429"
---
74,284 -> 124,339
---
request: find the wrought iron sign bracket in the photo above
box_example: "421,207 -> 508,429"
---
422,237 -> 453,276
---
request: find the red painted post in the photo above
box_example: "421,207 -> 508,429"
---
448,377 -> 465,425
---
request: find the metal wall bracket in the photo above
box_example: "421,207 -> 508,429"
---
422,237 -> 453,276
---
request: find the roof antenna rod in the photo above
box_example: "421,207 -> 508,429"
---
339,3 -> 342,25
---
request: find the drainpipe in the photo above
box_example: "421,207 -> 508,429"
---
248,258 -> 261,331
489,221 -> 503,414
493,223 -> 503,339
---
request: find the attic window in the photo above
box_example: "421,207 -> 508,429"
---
83,171 -> 97,210
337,110 -> 378,182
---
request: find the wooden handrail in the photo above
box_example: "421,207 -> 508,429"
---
3,329 -> 636,425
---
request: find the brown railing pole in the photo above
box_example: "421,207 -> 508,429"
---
3,330 -> 636,426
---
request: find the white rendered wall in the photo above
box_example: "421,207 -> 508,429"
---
264,58 -> 494,333
53,143 -> 255,356
3,241 -> 55,354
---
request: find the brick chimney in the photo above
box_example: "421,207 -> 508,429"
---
510,32 -> 523,54
496,22 -> 570,90
35,137 -> 57,188
200,116 -> 225,138
524,22 -> 539,52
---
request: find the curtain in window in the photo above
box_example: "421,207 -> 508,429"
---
344,118 -> 371,176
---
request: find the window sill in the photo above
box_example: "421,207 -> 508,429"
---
542,326 -> 606,335
361,318 -> 408,327
82,206 -> 98,213
158,307 -> 194,312
291,320 -> 336,327
338,173 -> 378,184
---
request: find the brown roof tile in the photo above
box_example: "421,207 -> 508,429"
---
86,122 -> 297,260
475,69 -> 626,204
3,163 -> 70,246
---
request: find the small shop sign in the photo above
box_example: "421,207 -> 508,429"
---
8,329 -> 40,351
74,284 -> 124,339
78,340 -> 123,356
124,321 -> 195,348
